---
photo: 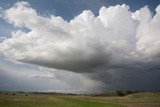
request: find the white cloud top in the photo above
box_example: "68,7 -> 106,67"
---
1,1 -> 160,70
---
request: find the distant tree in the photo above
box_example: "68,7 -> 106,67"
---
116,91 -> 125,96
126,91 -> 133,95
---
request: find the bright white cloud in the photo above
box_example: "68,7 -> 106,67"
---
136,5 -> 160,58
0,2 -> 137,71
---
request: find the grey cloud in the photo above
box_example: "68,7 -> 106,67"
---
0,2 -> 160,92
0,56 -> 100,93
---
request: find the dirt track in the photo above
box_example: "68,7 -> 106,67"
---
128,105 -> 160,107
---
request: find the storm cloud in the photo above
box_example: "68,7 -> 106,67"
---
0,2 -> 160,91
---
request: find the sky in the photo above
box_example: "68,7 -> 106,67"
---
0,0 -> 160,93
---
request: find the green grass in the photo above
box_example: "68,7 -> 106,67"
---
0,92 -> 160,107
72,92 -> 160,106
0,93 -> 124,107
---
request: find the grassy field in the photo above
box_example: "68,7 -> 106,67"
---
0,92 -> 160,107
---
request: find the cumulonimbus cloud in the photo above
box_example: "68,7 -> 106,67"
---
0,2 -> 160,91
